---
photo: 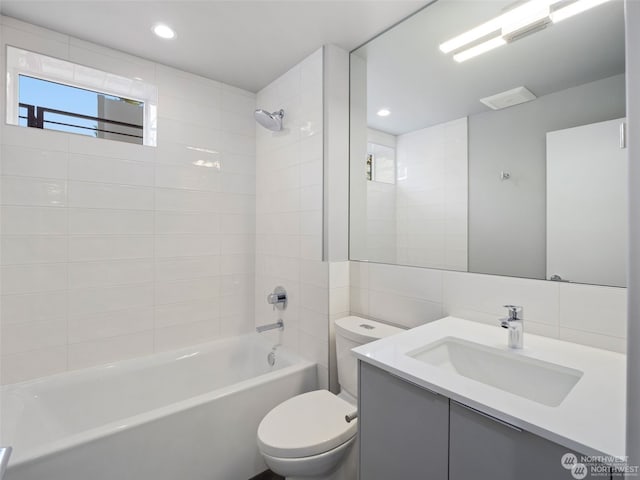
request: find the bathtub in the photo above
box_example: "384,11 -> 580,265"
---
1,334 -> 317,480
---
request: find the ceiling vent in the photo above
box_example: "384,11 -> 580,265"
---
480,86 -> 537,110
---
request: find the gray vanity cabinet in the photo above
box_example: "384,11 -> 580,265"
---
449,401 -> 609,480
359,362 -> 612,480
358,362 -> 449,480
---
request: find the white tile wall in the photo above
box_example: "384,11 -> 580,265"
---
0,17 -> 256,384
329,261 -> 350,393
366,181 -> 397,264
396,117 -> 468,271
254,48 -> 329,388
350,261 -> 627,353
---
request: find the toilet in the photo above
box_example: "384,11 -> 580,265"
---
257,316 -> 403,480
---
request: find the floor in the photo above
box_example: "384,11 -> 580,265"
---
249,470 -> 284,480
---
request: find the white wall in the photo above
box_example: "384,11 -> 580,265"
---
396,117 -> 468,271
0,16 -> 257,384
469,74 -> 626,279
351,261 -> 627,353
254,48 -> 330,388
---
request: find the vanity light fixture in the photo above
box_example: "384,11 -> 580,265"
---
550,0 -> 613,23
153,23 -> 176,39
441,0 -> 613,62
453,36 -> 507,63
377,108 -> 391,117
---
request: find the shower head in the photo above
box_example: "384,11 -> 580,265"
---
254,108 -> 285,132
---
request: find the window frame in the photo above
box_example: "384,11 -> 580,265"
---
5,46 -> 158,146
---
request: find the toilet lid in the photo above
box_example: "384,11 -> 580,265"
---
257,390 -> 357,458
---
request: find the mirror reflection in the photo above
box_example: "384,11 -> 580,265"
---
349,0 -> 626,287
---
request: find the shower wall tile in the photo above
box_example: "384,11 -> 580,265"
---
67,181 -> 154,210
68,260 -> 155,289
1,291 -> 68,324
68,209 -> 154,235
1,176 -> 68,207
68,307 -> 155,344
155,299 -> 221,328
255,48 -> 328,387
0,16 -> 256,384
67,331 -> 155,371
154,318 -> 221,352
1,206 -> 68,235
68,154 -> 155,186
0,145 -> 68,179
0,347 -> 68,386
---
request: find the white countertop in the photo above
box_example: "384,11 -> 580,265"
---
353,316 -> 626,461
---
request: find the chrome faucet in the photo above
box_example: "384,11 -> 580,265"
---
256,320 -> 284,333
499,305 -> 524,349
267,286 -> 287,311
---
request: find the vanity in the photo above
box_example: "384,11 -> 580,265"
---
353,317 -> 626,480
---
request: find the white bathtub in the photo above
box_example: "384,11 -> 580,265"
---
0,334 -> 317,480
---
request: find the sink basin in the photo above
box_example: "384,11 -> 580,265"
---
407,337 -> 583,407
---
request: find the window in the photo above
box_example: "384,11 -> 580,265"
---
6,47 -> 157,146
366,142 -> 396,184
18,76 -> 144,144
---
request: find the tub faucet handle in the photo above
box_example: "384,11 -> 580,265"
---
267,286 -> 287,311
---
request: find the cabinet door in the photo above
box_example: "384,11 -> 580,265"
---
358,362 -> 449,480
449,401 -> 609,480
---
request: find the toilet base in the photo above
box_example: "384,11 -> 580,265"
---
263,437 -> 358,480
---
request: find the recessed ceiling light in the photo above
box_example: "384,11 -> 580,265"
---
153,24 -> 176,39
377,109 -> 391,117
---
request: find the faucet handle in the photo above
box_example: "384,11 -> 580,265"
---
503,305 -> 523,321
267,286 -> 287,311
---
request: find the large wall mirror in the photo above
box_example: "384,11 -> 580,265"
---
349,0 -> 626,287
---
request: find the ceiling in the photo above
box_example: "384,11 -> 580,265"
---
357,0 -> 625,135
0,0 -> 428,93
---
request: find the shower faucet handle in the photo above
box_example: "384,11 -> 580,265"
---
266,286 -> 287,311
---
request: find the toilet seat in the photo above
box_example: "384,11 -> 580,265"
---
257,390 -> 357,458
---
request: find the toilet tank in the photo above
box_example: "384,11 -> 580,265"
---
335,316 -> 403,399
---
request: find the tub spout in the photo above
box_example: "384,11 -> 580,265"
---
256,320 -> 284,333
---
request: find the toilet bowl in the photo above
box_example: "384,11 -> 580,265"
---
257,316 -> 403,480
258,390 -> 358,480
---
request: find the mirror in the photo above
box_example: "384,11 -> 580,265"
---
349,0 -> 626,287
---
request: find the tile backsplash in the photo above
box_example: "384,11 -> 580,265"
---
350,261 -> 627,353
0,16 -> 256,384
